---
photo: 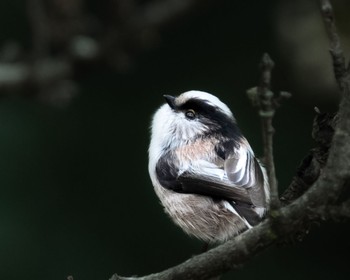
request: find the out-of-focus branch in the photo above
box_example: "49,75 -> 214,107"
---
99,0 -> 212,70
0,59 -> 71,89
137,0 -> 204,27
0,0 -> 215,104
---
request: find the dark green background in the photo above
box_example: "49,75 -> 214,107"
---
0,0 -> 349,279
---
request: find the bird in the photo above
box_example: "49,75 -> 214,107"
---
148,90 -> 270,243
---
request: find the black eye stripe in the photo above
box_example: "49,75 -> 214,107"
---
179,98 -> 216,115
178,98 -> 241,140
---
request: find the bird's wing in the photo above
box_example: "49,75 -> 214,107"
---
224,144 -> 267,207
156,151 -> 253,205
177,142 -> 267,208
178,170 -> 253,205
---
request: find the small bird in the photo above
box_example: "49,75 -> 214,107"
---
148,90 -> 269,243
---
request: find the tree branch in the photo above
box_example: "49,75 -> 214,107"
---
258,54 -> 279,210
319,0 -> 348,91
107,1 -> 350,279
315,200 -> 350,222
246,54 -> 291,210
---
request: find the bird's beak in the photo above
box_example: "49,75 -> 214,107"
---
163,95 -> 177,109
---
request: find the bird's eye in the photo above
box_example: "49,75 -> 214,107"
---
185,109 -> 196,119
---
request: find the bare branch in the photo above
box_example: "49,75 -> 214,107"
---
319,0 -> 349,92
247,54 -> 290,210
315,200 -> 350,222
258,54 -> 279,210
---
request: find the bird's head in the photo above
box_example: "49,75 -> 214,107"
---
151,90 -> 238,148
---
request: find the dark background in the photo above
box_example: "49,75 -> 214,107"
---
0,0 -> 349,279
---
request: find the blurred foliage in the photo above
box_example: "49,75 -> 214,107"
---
0,0 -> 349,280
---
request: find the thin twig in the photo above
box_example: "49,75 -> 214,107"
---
319,0 -> 348,92
258,54 -> 279,210
247,54 -> 290,211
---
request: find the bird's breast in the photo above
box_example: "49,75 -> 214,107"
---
174,138 -> 219,164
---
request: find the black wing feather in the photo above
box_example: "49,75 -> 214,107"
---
178,172 -> 252,204
155,140 -> 267,209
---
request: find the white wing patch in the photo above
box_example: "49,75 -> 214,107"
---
225,144 -> 256,188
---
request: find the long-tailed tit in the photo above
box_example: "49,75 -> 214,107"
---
148,90 -> 270,243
